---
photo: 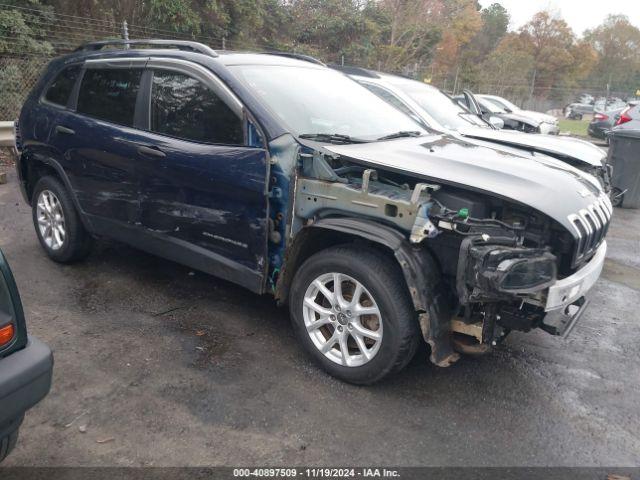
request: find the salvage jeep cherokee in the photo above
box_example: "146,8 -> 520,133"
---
16,40 -> 611,384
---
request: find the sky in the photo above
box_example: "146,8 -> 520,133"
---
477,0 -> 640,36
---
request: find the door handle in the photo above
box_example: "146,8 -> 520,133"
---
137,145 -> 166,158
55,125 -> 75,135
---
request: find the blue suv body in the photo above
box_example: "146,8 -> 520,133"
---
16,40 -> 612,384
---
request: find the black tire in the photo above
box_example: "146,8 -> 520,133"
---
0,426 -> 19,464
31,176 -> 93,263
289,245 -> 420,385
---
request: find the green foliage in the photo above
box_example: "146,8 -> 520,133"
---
478,3 -> 509,55
0,0 -> 639,107
584,14 -> 640,94
0,1 -> 54,54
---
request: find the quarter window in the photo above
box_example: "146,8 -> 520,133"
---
77,68 -> 142,126
44,65 -> 81,106
150,70 -> 243,145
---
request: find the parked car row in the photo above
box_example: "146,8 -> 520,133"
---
1,39 -> 612,459
588,101 -> 640,144
334,66 -> 610,191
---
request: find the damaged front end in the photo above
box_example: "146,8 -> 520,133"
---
287,139 -> 611,366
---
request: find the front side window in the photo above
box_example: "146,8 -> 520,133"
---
45,65 -> 81,106
484,96 -> 518,112
77,68 -> 142,126
478,98 -> 505,114
150,70 -> 243,145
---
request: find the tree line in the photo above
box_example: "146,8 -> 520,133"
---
1,0 -> 640,105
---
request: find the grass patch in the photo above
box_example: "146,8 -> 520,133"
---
558,118 -> 589,137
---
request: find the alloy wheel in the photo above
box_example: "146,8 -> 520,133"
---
302,272 -> 383,367
36,190 -> 66,251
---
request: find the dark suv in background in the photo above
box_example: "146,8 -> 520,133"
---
16,40 -> 611,384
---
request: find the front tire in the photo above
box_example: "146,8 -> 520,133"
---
289,245 -> 420,384
32,176 -> 92,263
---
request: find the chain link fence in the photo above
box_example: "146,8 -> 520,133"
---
0,55 -> 52,120
0,4 -> 633,121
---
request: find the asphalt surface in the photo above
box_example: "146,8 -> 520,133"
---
1,169 -> 639,467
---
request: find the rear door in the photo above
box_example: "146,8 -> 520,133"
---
51,58 -> 147,228
133,59 -> 270,292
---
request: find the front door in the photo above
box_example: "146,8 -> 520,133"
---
134,62 -> 270,293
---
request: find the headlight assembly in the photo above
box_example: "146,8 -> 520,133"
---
497,256 -> 557,292
458,242 -> 558,302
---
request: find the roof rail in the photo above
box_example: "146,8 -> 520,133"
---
75,39 -> 218,57
262,51 -> 325,66
329,64 -> 380,79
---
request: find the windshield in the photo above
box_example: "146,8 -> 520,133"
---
387,77 -> 488,130
484,96 -> 519,112
230,65 -> 425,140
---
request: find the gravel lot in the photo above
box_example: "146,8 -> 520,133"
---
1,168 -> 639,467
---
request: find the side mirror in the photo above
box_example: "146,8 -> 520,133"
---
0,249 -> 26,355
489,116 -> 504,129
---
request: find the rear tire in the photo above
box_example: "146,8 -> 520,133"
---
31,176 -> 93,263
289,245 -> 420,385
0,426 -> 20,464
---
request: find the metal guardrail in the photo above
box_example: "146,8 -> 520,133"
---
0,121 -> 15,147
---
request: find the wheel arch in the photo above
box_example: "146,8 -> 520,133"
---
19,153 -> 91,231
276,216 -> 459,366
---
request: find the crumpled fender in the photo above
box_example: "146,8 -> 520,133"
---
306,217 -> 459,367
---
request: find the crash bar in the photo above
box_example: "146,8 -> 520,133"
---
75,39 -> 219,57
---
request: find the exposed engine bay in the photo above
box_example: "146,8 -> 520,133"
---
292,148 -> 601,363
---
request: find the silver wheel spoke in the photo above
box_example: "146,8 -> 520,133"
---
304,297 -> 332,317
313,280 -> 335,306
333,273 -> 345,306
355,304 -> 379,316
353,322 -> 381,341
353,334 -> 372,360
306,316 -> 332,332
350,282 -> 363,307
338,334 -> 351,366
320,331 -> 339,353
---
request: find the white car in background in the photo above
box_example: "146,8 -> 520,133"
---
478,94 -> 560,135
333,66 -> 610,191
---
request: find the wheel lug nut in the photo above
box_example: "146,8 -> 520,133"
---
337,326 -> 343,332
330,314 -> 336,321
348,324 -> 353,330
335,305 -> 341,312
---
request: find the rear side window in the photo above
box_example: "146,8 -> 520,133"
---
44,65 -> 81,106
77,68 -> 142,126
150,70 -> 243,145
